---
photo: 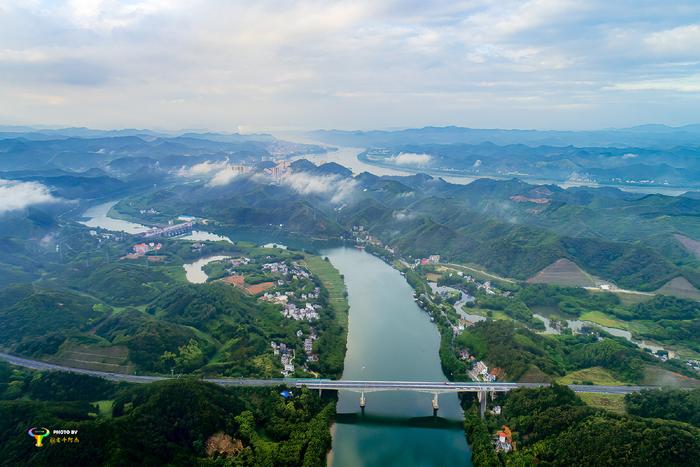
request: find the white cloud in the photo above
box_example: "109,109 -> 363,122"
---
208,166 -> 242,187
609,75 -> 700,93
176,159 -> 246,187
64,0 -> 176,31
388,152 -> 432,166
1,1 -> 700,129
392,210 -> 417,221
281,172 -> 358,204
177,159 -> 230,177
645,24 -> 700,56
0,179 -> 60,213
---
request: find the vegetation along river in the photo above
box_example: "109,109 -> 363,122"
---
81,202 -> 471,466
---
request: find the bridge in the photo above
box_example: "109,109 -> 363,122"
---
0,352 -> 656,416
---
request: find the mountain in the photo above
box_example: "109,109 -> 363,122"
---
309,124 -> 700,148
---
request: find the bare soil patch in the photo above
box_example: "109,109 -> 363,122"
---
656,276 -> 700,301
675,233 -> 700,259
527,258 -> 596,287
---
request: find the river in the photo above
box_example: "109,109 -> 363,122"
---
324,248 -> 470,467
79,201 -> 150,234
183,255 -> 231,284
81,202 -> 472,466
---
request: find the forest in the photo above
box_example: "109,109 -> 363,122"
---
465,385 -> 700,466
0,361 -> 334,466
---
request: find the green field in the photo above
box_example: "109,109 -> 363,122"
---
304,255 -> 349,318
557,366 -> 626,386
579,393 -> 626,414
94,399 -> 114,418
463,307 -> 511,321
579,310 -> 629,329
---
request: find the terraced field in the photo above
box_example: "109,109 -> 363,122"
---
557,366 -> 625,386
579,393 -> 626,414
50,343 -> 132,373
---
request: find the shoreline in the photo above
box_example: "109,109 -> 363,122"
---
326,422 -> 336,467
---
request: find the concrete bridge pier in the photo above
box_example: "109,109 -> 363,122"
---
478,390 -> 487,419
432,393 -> 439,414
360,391 -> 366,409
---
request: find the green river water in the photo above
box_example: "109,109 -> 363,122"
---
323,247 -> 471,467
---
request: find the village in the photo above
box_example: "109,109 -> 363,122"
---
205,253 -> 326,377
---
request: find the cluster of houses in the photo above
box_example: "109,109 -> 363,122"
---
138,207 -> 160,215
282,303 -> 320,321
132,242 -> 162,255
261,291 -> 290,305
261,261 -> 311,280
270,342 -> 295,376
687,359 -> 700,372
301,329 -> 319,363
477,280 -> 496,295
418,255 -> 441,266
459,349 -> 501,382
218,256 -> 252,276
89,230 -> 123,242
123,242 -> 163,260
227,259 -> 323,321
270,328 -> 320,376
230,257 -> 251,267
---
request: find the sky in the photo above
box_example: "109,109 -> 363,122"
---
1,0 -> 700,132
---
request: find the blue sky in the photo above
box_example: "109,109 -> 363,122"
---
1,0 -> 699,131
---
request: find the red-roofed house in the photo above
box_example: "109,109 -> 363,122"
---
133,243 -> 149,255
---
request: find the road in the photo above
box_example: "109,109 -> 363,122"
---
0,352 -> 655,395
443,263 -> 517,284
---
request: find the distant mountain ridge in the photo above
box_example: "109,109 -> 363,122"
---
0,125 -> 276,142
309,124 -> 700,148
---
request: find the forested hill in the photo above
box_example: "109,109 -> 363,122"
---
338,172 -> 700,292
0,364 -> 334,466
114,161 -> 700,292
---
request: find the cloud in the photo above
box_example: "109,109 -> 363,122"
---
281,172 -> 358,204
208,166 -> 243,187
0,179 -> 60,214
176,159 -> 247,187
64,0 -> 176,32
645,24 -> 700,56
388,152 -> 432,166
392,210 -> 417,221
177,159 -> 230,177
2,1 -> 700,129
609,75 -> 700,93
